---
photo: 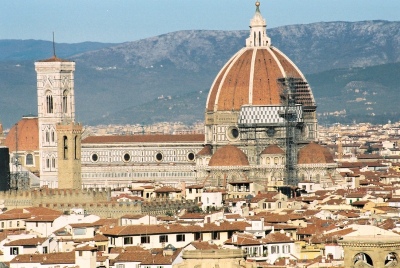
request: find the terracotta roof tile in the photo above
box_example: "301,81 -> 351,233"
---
197,145 -> 212,156
10,251 -> 75,264
4,237 -> 47,247
298,142 -> 335,164
209,145 -> 249,166
261,144 -> 285,155
5,117 -> 39,151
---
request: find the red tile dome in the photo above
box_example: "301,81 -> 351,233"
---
205,2 -> 315,113
261,144 -> 285,155
298,142 -> 335,164
209,145 -> 249,166
5,116 -> 39,151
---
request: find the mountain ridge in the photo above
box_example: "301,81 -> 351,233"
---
1,20 -> 400,128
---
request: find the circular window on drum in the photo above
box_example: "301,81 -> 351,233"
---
91,153 -> 99,162
123,153 -> 131,162
155,152 -> 163,162
187,152 -> 195,162
227,126 -> 240,140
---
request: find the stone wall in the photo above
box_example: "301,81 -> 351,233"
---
0,188 -> 110,208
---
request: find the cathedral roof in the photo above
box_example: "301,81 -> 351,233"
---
82,134 -> 204,144
261,144 -> 285,155
206,2 -> 315,113
197,144 -> 212,156
297,142 -> 335,164
208,145 -> 249,166
5,116 -> 39,152
37,55 -> 73,62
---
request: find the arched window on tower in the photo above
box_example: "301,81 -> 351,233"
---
52,157 -> 56,168
51,130 -> 55,143
74,135 -> 78,160
46,93 -> 53,114
253,32 -> 256,47
63,136 -> 68,159
259,31 -> 261,46
62,90 -> 68,114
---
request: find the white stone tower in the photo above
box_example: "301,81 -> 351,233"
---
35,56 -> 76,188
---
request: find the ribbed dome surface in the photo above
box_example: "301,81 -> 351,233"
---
206,2 -> 315,113
5,117 -> 39,151
206,46 -> 315,112
209,145 -> 249,166
298,142 -> 335,164
261,144 -> 285,155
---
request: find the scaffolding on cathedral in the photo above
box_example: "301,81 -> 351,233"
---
278,77 -> 309,187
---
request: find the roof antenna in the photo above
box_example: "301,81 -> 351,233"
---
52,32 -> 56,58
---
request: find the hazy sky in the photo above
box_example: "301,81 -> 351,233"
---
1,0 -> 399,43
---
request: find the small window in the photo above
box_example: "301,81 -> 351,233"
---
159,235 -> 168,243
63,136 -> 68,159
155,152 -> 163,162
123,237 -> 133,245
141,235 -> 150,244
231,128 -> 239,138
10,247 -> 19,255
123,153 -> 131,162
187,152 -> 195,161
176,234 -> 185,242
195,232 -> 201,240
26,153 -> 34,165
91,153 -> 99,162
227,126 -> 240,140
46,94 -> 54,113
63,90 -> 68,114
212,232 -> 220,240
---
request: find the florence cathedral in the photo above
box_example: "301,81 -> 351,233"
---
4,2 -> 337,193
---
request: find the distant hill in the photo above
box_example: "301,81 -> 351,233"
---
1,20 -> 400,128
0,40 -> 115,61
92,62 -> 400,126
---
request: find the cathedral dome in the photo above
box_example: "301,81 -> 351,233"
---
206,2 -> 315,113
297,142 -> 335,164
5,116 -> 39,151
209,145 -> 249,166
261,144 -> 284,155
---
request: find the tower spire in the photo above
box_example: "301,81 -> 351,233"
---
245,1 -> 271,47
52,32 -> 56,58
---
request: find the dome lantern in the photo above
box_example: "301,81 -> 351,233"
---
246,1 -> 271,47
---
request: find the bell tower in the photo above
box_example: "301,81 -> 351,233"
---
56,121 -> 82,189
35,56 -> 76,188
